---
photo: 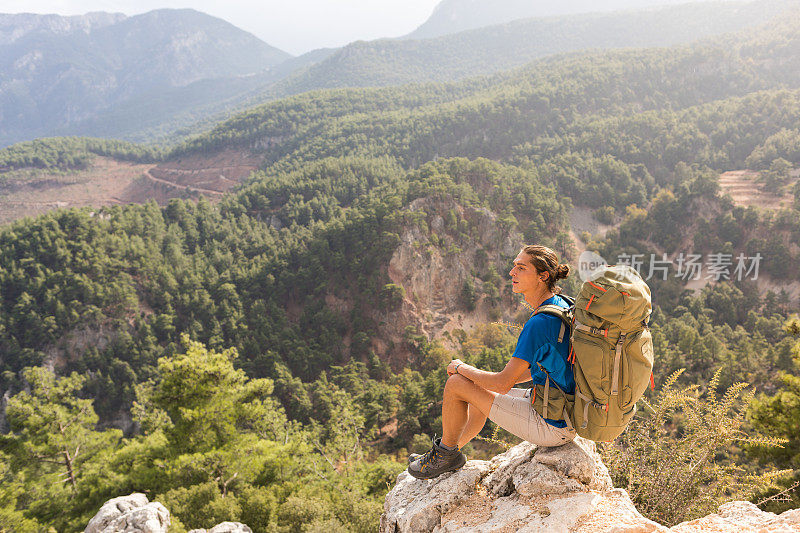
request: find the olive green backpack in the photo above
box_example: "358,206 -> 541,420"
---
530,265 -> 655,442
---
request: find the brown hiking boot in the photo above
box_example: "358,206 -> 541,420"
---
407,438 -> 466,479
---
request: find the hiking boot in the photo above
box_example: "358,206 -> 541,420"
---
407,438 -> 466,479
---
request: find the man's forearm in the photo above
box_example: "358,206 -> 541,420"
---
455,363 -> 508,393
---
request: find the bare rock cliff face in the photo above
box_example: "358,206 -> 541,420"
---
380,437 -> 800,533
378,196 -> 522,363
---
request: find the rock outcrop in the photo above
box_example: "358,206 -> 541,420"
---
380,437 -> 800,533
671,501 -> 800,532
84,494 -> 170,533
380,196 -> 524,364
188,523 -> 254,533
84,493 -> 252,533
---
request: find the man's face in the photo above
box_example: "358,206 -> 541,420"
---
509,252 -> 546,295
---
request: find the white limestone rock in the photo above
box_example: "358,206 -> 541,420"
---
511,459 -> 584,496
381,434 -> 800,532
380,438 -> 671,533
84,493 -> 169,533
86,494 -> 254,533
381,460 -> 492,533
482,441 -> 537,496
435,491 -> 600,533
670,501 -> 800,532
188,522 -> 254,533
534,436 -> 613,491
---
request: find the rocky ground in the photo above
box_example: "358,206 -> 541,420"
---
380,437 -> 800,533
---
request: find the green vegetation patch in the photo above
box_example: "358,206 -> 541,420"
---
0,137 -> 162,173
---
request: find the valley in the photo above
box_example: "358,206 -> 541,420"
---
1,2 -> 800,531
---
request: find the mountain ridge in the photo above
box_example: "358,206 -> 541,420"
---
3,1 -> 796,147
272,0 -> 796,95
405,0 -> 760,39
0,11 -> 125,44
0,9 -> 291,146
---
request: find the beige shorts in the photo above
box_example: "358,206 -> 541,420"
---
488,388 -> 576,447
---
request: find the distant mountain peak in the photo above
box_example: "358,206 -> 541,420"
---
0,9 -> 291,145
0,11 -> 126,44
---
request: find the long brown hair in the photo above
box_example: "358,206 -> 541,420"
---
521,245 -> 570,294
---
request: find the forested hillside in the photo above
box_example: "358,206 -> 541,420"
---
176,10 -> 800,210
166,0 -> 798,147
0,137 -> 162,172
3,1 -> 794,147
2,9 -> 800,533
405,0 -> 739,39
277,0 -> 797,92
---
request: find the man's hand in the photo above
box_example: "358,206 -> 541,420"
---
447,358 -> 465,376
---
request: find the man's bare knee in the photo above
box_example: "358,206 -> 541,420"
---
444,373 -> 470,395
444,373 -> 485,400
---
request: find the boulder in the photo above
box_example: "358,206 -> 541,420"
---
84,493 -> 169,533
381,461 -> 493,533
188,522 -> 254,533
670,501 -> 800,532
85,493 -> 253,533
381,437 -> 800,532
380,437 -> 660,533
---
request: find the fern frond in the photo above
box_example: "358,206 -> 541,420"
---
746,469 -> 795,483
719,381 -> 749,412
662,369 -> 686,393
474,423 -> 511,450
707,367 -> 723,407
758,480 -> 800,507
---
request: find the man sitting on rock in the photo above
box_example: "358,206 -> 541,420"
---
408,244 -> 576,479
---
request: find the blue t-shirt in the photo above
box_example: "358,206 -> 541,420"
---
512,294 -> 575,427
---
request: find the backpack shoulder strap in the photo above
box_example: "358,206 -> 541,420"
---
533,303 -> 573,344
558,294 -> 576,307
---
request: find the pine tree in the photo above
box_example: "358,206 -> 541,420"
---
748,315 -> 800,512
0,367 -> 121,529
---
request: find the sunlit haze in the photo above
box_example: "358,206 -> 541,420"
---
1,0 -> 441,55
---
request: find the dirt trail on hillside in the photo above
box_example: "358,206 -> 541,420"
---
0,149 -> 261,225
151,149 -> 261,192
141,169 -> 225,197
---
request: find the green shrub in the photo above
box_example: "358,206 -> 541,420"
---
595,206 -> 616,225
601,369 -> 789,526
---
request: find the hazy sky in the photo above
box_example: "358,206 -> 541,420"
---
1,0 -> 442,55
